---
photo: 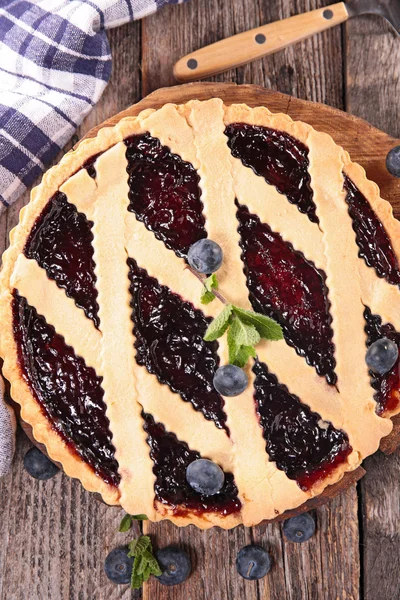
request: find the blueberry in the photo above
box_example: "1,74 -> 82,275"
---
213,364 -> 248,396
366,337 -> 398,375
283,513 -> 316,543
104,546 -> 133,585
155,546 -> 191,586
23,447 -> 60,480
187,239 -> 223,273
386,146 -> 400,178
186,458 -> 224,495
236,545 -> 272,580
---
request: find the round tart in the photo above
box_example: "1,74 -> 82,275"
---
1,99 -> 399,529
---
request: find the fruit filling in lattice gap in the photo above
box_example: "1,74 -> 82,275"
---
125,133 -> 207,258
225,122 -> 317,223
344,175 -> 400,287
12,292 -> 119,486
143,412 -> 241,516
253,361 -> 351,491
364,307 -> 400,415
128,258 -> 228,432
24,192 -> 100,327
237,202 -> 336,385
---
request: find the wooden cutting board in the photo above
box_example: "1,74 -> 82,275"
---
17,81 -> 400,594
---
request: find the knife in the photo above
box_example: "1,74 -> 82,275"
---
174,0 -> 400,82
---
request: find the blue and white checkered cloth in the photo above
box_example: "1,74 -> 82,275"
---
0,0 -> 184,209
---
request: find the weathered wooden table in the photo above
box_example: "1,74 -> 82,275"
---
0,1 -> 399,599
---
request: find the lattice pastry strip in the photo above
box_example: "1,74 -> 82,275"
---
10,255 -> 102,373
1,98 -> 399,529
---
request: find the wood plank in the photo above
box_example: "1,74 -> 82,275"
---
255,486 -> 360,600
254,0 -> 344,108
345,12 -> 400,600
360,452 -> 400,600
0,22 -> 142,600
0,430 -> 141,600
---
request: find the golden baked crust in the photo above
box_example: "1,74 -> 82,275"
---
0,98 -> 399,528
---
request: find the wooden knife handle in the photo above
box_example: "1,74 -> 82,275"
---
174,2 -> 349,82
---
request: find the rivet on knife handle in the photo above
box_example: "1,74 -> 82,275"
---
173,2 -> 349,82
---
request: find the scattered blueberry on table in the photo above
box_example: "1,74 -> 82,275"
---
213,364 -> 248,396
236,545 -> 272,580
283,513 -> 316,543
366,337 -> 399,375
155,546 -> 192,586
23,446 -> 60,480
187,239 -> 223,273
186,458 -> 225,495
104,547 -> 134,585
386,145 -> 400,178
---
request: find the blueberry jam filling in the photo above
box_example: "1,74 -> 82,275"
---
364,307 -> 400,415
253,361 -> 351,491
82,152 -> 102,179
24,192 -> 99,327
128,259 -> 228,431
12,292 -> 119,486
237,203 -> 336,384
344,175 -> 400,287
125,133 -> 207,258
225,123 -> 317,223
143,413 -> 241,516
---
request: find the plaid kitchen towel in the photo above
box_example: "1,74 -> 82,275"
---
0,0 -> 185,476
0,375 -> 16,477
0,0 -> 185,210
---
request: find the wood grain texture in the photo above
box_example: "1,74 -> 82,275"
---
0,1 -> 399,599
346,13 -> 400,600
360,452 -> 400,600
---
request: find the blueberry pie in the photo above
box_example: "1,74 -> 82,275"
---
1,99 -> 399,529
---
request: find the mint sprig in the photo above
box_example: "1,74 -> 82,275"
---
200,273 -> 218,304
204,303 -> 233,341
204,304 -> 283,367
119,513 -> 148,532
128,535 -> 162,589
231,306 -> 283,341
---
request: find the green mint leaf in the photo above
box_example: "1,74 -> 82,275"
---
143,550 -> 162,576
229,316 -> 260,347
200,274 -> 218,305
128,535 -> 161,589
131,514 -> 148,521
136,555 -> 147,576
200,288 -> 216,305
142,565 -> 151,581
128,535 -> 151,558
203,303 -> 233,341
227,318 -> 259,367
232,345 -> 256,368
119,513 -> 132,532
131,570 -> 142,590
232,307 -> 283,341
227,322 -> 239,365
205,273 -> 218,292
